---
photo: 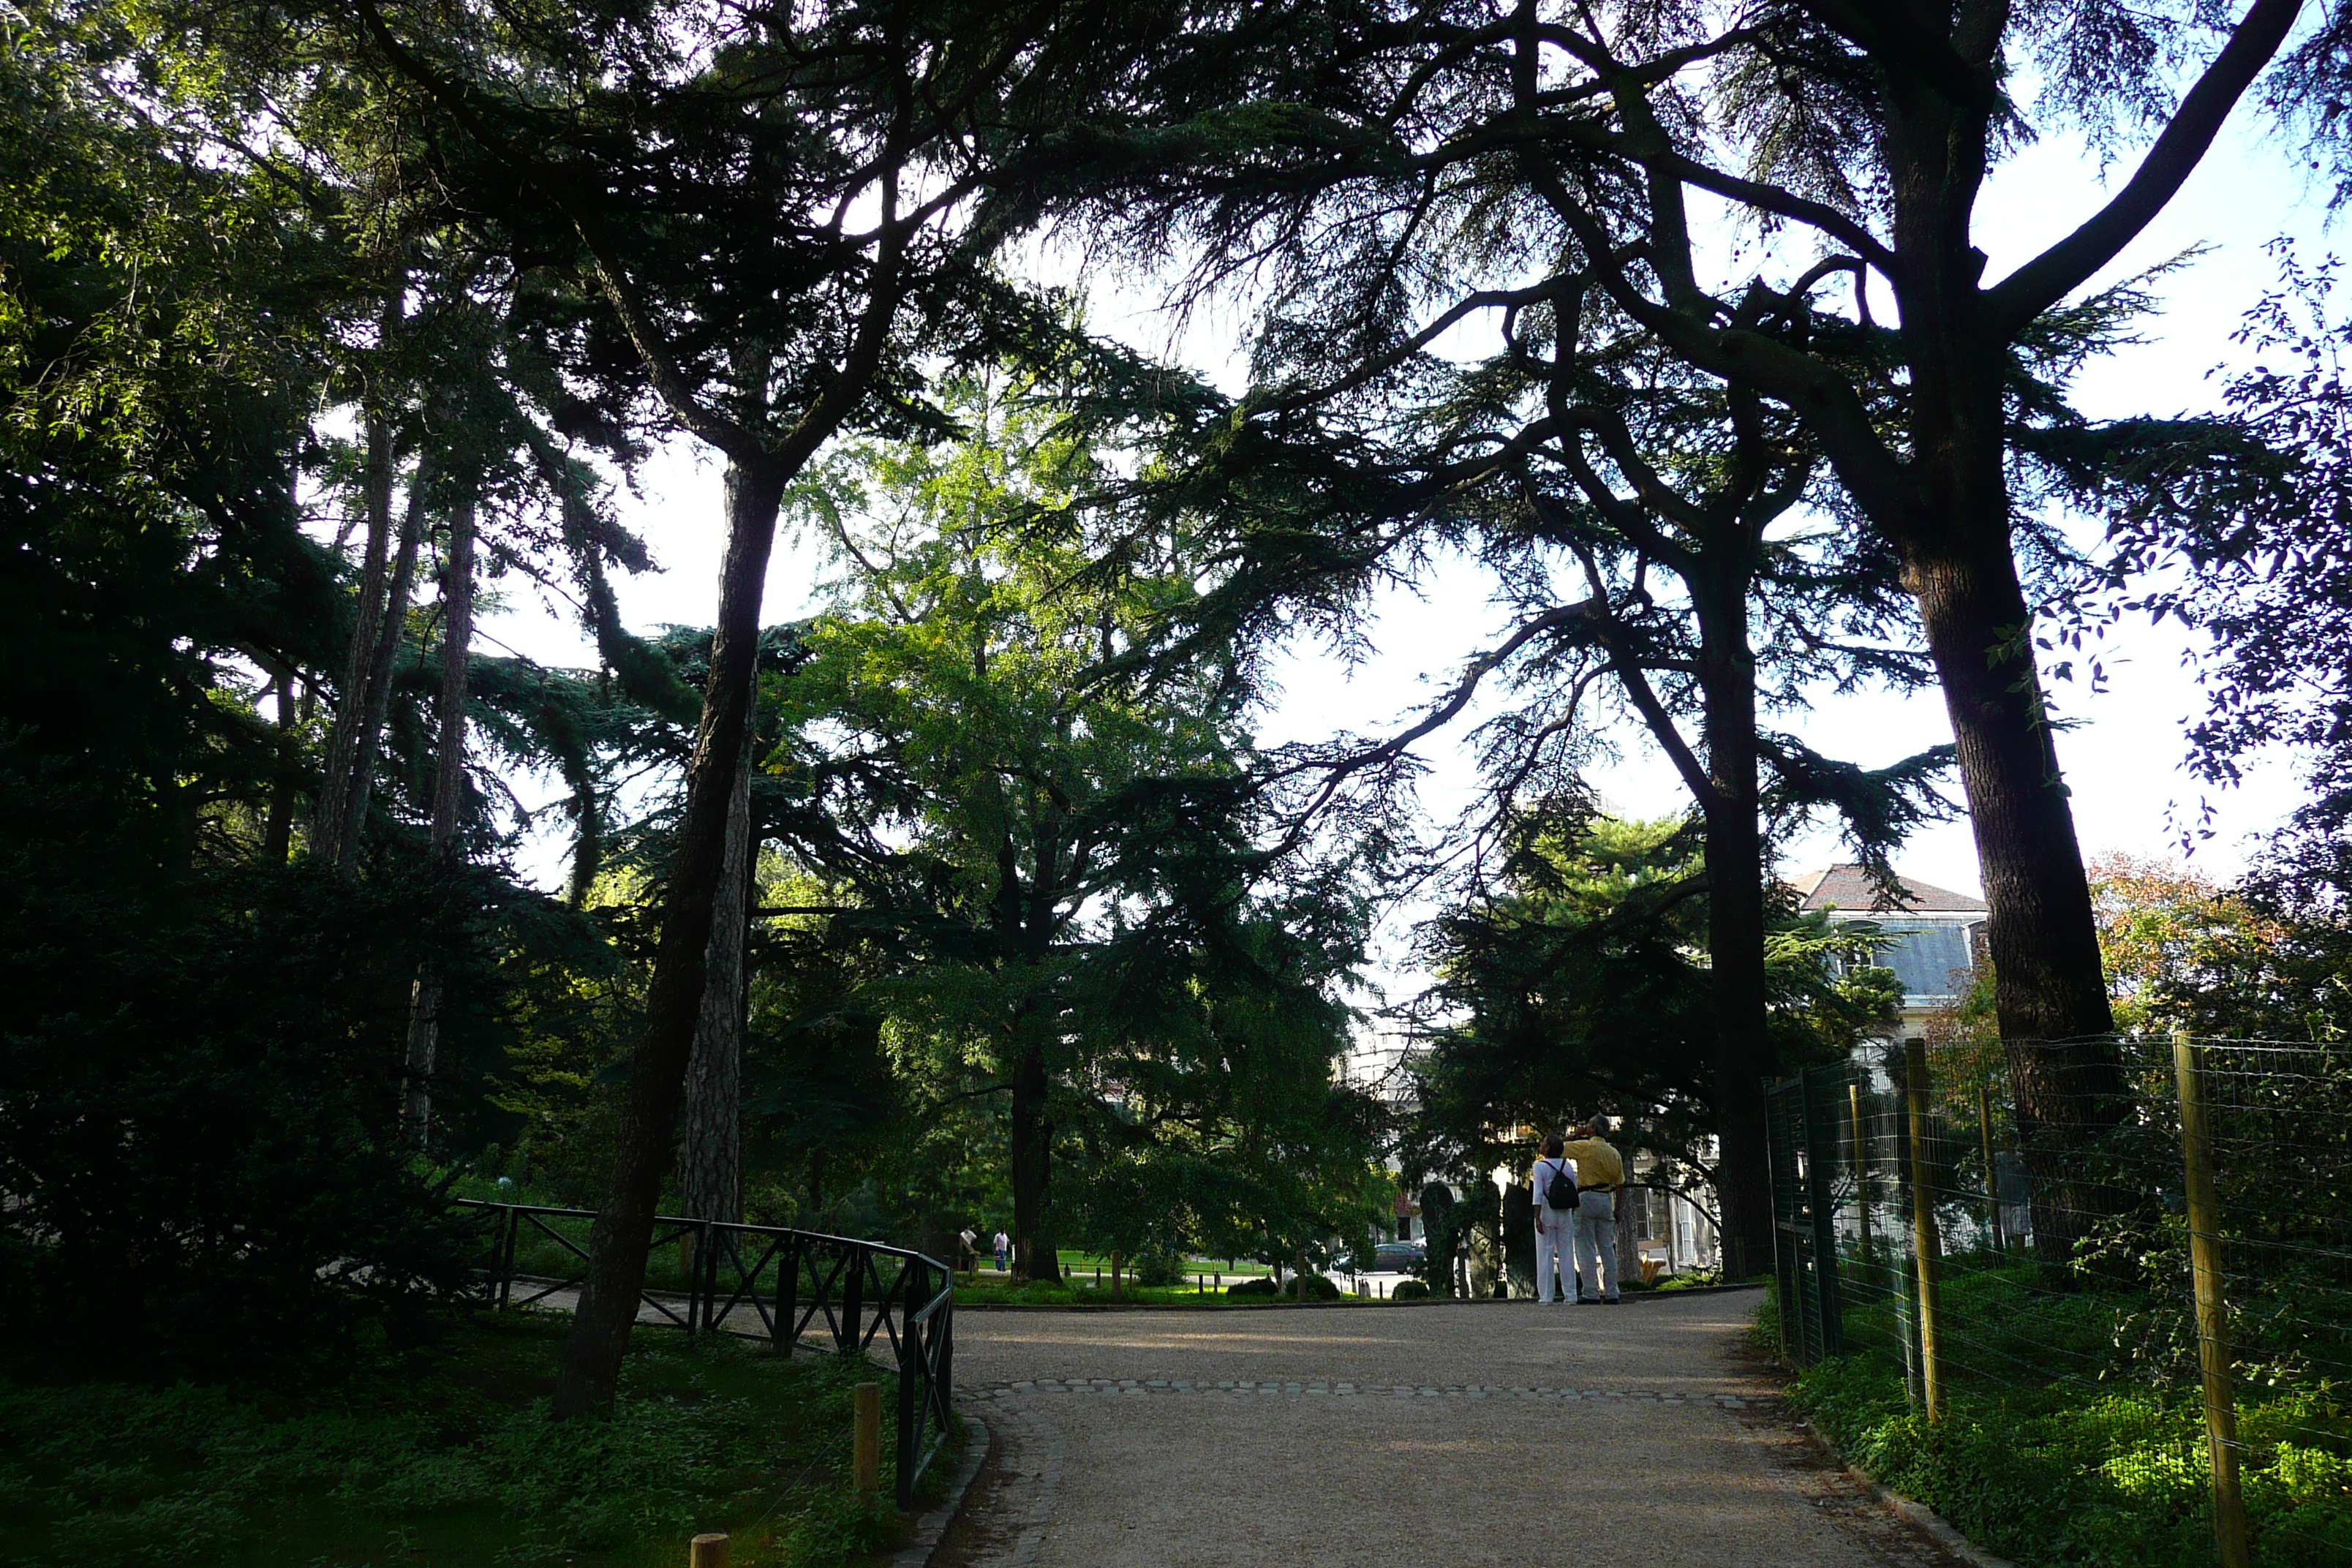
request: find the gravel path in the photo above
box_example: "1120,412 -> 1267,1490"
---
934,1291 -> 1976,1568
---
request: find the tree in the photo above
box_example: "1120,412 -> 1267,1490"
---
1075,0 -> 2352,1234
1411,809 -> 1900,1269
758,375 -> 1382,1283
342,0 -> 1170,1412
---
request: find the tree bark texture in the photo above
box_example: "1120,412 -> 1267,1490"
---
682,723 -> 755,1228
1008,1041 -> 1061,1284
554,458 -> 785,1417
404,502 -> 475,1146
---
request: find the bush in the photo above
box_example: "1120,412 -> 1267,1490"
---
0,771 -> 496,1379
1290,1273 -> 1342,1302
1131,1247 -> 1182,1288
1391,1279 -> 1431,1301
0,1316 -> 911,1568
1225,1276 -> 1279,1299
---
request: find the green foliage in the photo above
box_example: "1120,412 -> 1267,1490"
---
1389,1279 -> 1431,1302
1225,1277 -> 1280,1300
0,1316 -> 911,1567
1411,808 -> 1898,1205
1776,1262 -> 2352,1568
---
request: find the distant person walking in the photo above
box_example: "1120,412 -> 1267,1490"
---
1563,1118 -> 1624,1303
1529,1134 -> 1580,1304
993,1228 -> 1010,1272
958,1224 -> 981,1279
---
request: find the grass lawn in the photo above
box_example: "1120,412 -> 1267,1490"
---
0,1313 -> 956,1568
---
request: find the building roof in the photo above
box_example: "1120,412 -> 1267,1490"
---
1789,863 -> 1988,916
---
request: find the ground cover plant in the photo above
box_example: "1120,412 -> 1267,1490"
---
0,1314 -> 938,1568
1763,1270 -> 2352,1567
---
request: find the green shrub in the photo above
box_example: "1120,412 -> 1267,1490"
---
1391,1279 -> 1431,1301
1131,1247 -> 1182,1288
1225,1277 -> 1279,1299
1771,1294 -> 2352,1568
0,1316 -> 916,1568
1290,1273 -> 1342,1301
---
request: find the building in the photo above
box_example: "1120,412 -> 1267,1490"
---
1790,864 -> 1988,1038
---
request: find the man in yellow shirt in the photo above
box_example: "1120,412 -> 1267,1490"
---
1561,1117 -> 1624,1303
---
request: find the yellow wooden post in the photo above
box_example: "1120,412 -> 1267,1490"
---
853,1382 -> 882,1494
1904,1039 -> 1945,1421
2172,1031 -> 2252,1568
1979,1082 -> 2003,1256
690,1532 -> 729,1568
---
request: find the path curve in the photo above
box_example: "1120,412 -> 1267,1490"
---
935,1291 -> 1972,1568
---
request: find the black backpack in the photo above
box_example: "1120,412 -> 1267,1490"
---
1542,1158 -> 1578,1210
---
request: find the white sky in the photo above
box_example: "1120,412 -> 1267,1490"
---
478,91 -> 2332,999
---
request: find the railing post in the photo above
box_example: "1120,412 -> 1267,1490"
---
776,1236 -> 798,1357
2172,1031 -> 2252,1568
840,1247 -> 864,1354
1904,1038 -> 1945,1421
897,1262 -> 921,1511
697,1220 -> 717,1334
500,1205 -> 519,1311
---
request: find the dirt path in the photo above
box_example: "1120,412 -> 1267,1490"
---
933,1291 -> 1975,1568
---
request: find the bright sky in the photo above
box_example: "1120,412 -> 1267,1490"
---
478,84 -> 2332,1000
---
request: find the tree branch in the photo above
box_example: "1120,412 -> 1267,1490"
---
1983,0 -> 2299,334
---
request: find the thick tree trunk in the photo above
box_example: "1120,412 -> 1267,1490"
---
1008,1041 -> 1060,1284
316,410 -> 397,870
404,502 -> 474,1146
682,725 -> 755,1229
1908,530 -> 2130,1265
554,457 -> 786,1417
1697,576 -> 1774,1280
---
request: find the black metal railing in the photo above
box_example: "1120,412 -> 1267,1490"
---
456,1200 -> 954,1509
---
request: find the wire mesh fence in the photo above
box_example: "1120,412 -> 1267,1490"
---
1766,1035 -> 2351,1567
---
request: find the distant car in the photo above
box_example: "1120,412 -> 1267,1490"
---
1335,1240 -> 1425,1274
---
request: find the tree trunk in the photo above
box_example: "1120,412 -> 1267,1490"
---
1008,1040 -> 1060,1284
262,669 -> 298,864
404,502 -> 475,1147
315,409 -> 397,870
682,724 -> 755,1229
333,475 -> 426,873
1908,537 -> 2130,1266
1696,573 -> 1773,1280
554,456 -> 786,1417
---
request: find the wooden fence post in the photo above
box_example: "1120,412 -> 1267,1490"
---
1979,1083 -> 2003,1256
853,1382 -> 881,1495
1850,1082 -> 1872,1272
2172,1031 -> 2253,1568
689,1533 -> 728,1568
1904,1039 -> 1945,1422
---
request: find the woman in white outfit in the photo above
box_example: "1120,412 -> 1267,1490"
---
1529,1134 -> 1579,1303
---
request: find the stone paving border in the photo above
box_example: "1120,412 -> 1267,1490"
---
968,1377 -> 1753,1406
887,1417 -> 994,1568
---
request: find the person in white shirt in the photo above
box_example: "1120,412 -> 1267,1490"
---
992,1229 -> 1010,1272
1529,1134 -> 1579,1304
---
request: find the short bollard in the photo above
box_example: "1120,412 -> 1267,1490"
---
853,1382 -> 882,1494
690,1532 -> 728,1568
